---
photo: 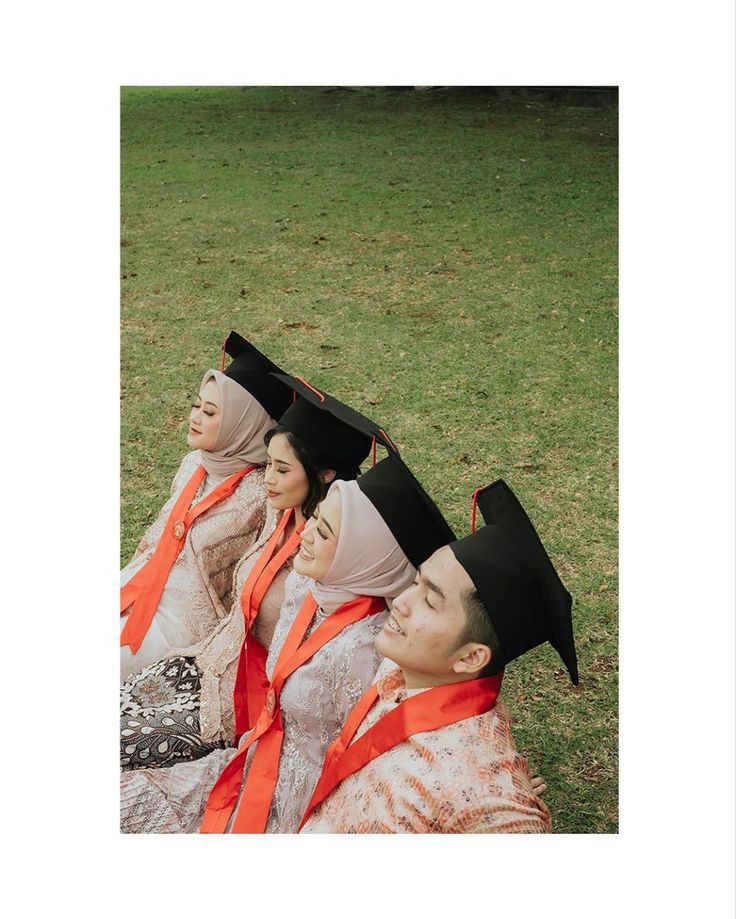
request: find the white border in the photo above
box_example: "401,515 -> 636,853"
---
4,2 -> 733,915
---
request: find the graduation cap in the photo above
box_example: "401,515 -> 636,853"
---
357,452 -> 457,569
220,330 -> 293,421
272,371 -> 399,473
449,480 -> 578,684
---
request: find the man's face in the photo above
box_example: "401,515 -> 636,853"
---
375,544 -> 477,687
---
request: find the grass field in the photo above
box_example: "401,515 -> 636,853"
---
121,85 -> 618,833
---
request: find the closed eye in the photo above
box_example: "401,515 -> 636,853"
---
412,576 -> 435,608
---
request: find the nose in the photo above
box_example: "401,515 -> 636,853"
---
392,591 -> 410,617
301,518 -> 316,544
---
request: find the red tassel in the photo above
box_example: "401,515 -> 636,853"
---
371,436 -> 377,466
294,375 -> 326,402
378,428 -> 398,453
470,487 -> 481,534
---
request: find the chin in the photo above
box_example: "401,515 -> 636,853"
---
374,631 -> 397,661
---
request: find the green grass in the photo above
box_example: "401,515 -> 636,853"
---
121,86 -> 618,833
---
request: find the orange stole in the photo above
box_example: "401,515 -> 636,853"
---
200,592 -> 386,834
298,671 -> 504,831
120,464 -> 258,654
233,507 -> 304,734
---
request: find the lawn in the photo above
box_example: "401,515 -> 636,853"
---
121,85 -> 618,833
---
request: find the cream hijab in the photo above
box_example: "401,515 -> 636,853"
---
197,369 -> 277,478
311,479 -> 416,612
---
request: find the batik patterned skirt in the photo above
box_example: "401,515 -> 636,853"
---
121,656 -> 226,770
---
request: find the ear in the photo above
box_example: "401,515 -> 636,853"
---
320,469 -> 337,485
452,643 -> 492,677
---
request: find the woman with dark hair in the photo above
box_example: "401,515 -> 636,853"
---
120,382 -> 386,770
119,453 -> 453,834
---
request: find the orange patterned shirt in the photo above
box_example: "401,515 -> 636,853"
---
300,665 -> 551,834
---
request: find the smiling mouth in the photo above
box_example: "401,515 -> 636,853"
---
189,427 -> 201,435
299,545 -> 314,561
384,614 -> 405,636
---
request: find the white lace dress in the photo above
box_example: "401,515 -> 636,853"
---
120,570 -> 388,833
120,451 -> 267,681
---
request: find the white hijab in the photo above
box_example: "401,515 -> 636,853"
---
198,369 -> 277,478
311,479 -> 416,612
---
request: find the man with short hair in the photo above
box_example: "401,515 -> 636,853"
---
299,479 -> 577,834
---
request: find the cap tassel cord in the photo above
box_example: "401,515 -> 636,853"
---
294,375 -> 326,402
371,436 -> 377,466
379,428 -> 398,453
470,487 -> 481,534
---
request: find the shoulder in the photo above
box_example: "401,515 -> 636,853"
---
418,704 -> 550,832
230,466 -> 267,505
231,505 -> 280,587
285,570 -> 311,604
331,608 -> 388,656
447,698 -> 518,765
437,700 -> 540,794
275,571 -> 313,635
323,609 -> 387,687
171,451 -> 202,491
238,465 -> 266,488
266,571 -> 313,666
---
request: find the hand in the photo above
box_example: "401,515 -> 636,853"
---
531,774 -> 547,797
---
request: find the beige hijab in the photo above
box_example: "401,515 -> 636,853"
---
198,369 -> 277,478
311,479 -> 416,612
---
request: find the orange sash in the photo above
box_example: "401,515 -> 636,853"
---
233,507 -> 305,734
200,591 -> 386,834
298,671 -> 504,831
120,464 -> 258,654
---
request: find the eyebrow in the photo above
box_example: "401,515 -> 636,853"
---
316,511 -> 335,536
417,565 -> 445,601
267,455 -> 292,467
195,397 -> 219,408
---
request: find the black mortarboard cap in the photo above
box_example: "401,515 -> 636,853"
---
221,330 -> 293,421
449,480 -> 578,684
272,371 -> 398,473
357,453 -> 456,569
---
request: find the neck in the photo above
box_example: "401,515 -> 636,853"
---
292,506 -> 305,528
400,668 -> 479,690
